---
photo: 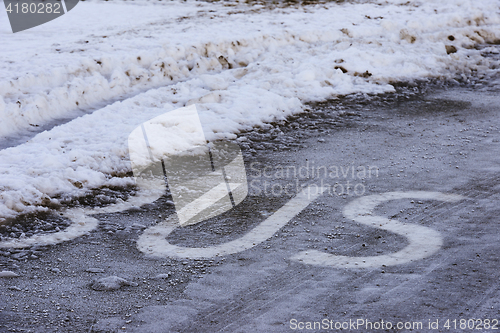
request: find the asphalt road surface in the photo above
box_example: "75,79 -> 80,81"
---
1,79 -> 500,332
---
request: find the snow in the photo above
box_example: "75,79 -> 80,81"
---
0,0 -> 499,222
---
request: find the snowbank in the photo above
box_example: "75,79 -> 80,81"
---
0,0 -> 499,221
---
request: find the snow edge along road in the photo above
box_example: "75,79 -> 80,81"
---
0,0 -> 499,221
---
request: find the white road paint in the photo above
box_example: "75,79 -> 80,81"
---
291,191 -> 465,268
0,178 -> 165,249
0,185 -> 465,270
137,186 -> 327,259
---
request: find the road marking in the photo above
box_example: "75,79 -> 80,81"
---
137,186 -> 327,259
1,183 -> 465,270
0,178 -> 165,249
291,191 -> 465,268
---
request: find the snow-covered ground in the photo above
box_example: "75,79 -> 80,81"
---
0,0 -> 499,222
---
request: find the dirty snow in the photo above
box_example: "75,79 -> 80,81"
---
0,0 -> 499,221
